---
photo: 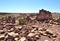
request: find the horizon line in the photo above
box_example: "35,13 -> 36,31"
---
0,11 -> 60,13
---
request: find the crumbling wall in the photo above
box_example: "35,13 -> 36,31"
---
36,9 -> 52,22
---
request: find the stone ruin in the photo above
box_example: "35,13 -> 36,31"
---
26,16 -> 31,22
6,16 -> 15,24
36,9 -> 52,22
54,16 -> 60,25
25,9 -> 53,23
0,16 -> 16,30
0,16 -> 16,25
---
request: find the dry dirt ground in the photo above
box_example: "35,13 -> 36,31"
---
0,13 -> 60,41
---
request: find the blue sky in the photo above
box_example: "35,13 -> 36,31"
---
0,0 -> 60,13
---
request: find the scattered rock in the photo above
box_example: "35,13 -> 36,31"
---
0,34 -> 5,38
8,32 -> 18,37
5,35 -> 15,41
0,13 -> 60,41
27,33 -> 36,37
20,37 -> 26,41
14,37 -> 18,41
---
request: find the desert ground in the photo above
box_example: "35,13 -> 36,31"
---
0,9 -> 60,41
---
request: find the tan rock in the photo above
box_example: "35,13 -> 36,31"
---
3,28 -> 7,32
35,35 -> 39,37
27,33 -> 35,37
0,30 -> 4,32
8,32 -> 18,37
31,28 -> 36,32
20,37 -> 26,41
15,26 -> 22,29
46,29 -> 53,34
0,34 -> 5,38
5,35 -> 8,38
15,38 -> 18,41
45,40 -> 49,41
8,28 -> 14,32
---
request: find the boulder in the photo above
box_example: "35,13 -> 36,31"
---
20,37 -> 26,41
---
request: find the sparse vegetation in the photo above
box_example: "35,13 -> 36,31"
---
19,18 -> 27,25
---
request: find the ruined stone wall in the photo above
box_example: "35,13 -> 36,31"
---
36,9 -> 52,22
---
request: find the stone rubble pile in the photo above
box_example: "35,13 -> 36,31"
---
0,16 -> 60,41
0,9 -> 60,41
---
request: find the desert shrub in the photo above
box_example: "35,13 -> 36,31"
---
19,18 -> 27,25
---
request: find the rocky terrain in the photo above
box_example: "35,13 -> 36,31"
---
0,9 -> 60,41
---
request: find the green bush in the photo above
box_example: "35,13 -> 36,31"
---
19,18 -> 27,25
